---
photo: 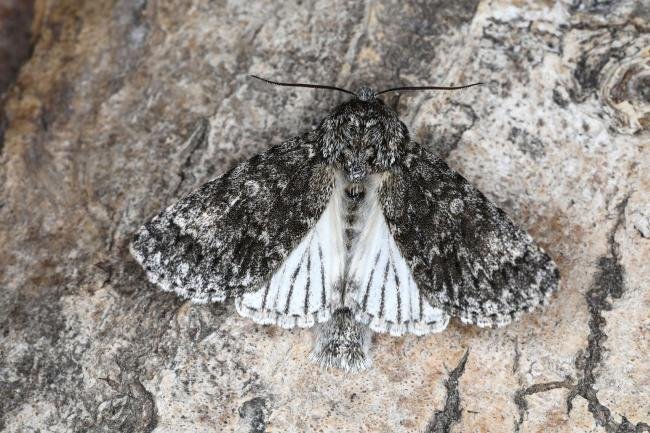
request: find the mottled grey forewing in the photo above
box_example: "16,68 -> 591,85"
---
379,141 -> 559,327
130,135 -> 334,303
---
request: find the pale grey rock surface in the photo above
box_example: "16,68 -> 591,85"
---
0,0 -> 648,432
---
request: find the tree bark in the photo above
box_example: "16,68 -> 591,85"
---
1,0 -> 648,432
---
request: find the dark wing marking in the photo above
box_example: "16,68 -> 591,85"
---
130,135 -> 334,303
379,141 -> 559,327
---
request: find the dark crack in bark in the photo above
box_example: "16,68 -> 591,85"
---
425,349 -> 470,433
512,196 -> 649,432
511,339 -> 521,374
565,195 -> 649,432
513,379 -> 573,433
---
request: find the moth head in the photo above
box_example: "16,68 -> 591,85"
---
247,75 -> 483,181
318,92 -> 409,180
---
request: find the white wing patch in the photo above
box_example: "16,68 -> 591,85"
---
235,187 -> 346,329
348,177 -> 450,336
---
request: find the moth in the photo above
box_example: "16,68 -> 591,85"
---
130,75 -> 559,372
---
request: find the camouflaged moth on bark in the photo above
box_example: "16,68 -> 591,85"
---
130,76 -> 559,372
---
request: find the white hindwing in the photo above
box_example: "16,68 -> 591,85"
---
235,187 -> 346,329
348,176 -> 450,336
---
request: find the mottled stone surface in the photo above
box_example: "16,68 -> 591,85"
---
1,0 -> 649,432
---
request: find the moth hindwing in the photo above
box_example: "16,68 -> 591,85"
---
131,83 -> 559,371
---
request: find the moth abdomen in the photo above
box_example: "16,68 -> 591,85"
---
343,180 -> 368,251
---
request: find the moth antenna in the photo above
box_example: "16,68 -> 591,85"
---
376,82 -> 483,95
249,75 -> 355,97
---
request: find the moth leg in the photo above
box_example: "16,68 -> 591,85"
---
309,307 -> 372,372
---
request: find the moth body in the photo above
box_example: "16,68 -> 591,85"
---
130,85 -> 559,372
